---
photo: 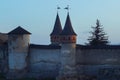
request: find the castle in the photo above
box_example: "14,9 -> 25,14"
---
0,13 -> 120,80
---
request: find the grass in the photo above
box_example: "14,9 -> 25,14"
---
18,78 -> 36,80
0,73 -> 6,80
0,73 -> 56,80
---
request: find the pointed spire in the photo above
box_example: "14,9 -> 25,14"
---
50,13 -> 62,36
64,5 -> 70,13
61,13 -> 76,35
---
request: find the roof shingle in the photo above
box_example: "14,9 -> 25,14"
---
50,13 -> 62,36
8,26 -> 31,35
61,13 -> 76,35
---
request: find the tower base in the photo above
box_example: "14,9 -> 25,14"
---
56,68 -> 78,80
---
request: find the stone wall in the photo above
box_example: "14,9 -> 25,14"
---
28,46 -> 120,79
8,35 -> 30,70
76,49 -> 120,65
0,33 -> 8,45
29,48 -> 61,78
76,49 -> 120,79
0,45 -> 8,73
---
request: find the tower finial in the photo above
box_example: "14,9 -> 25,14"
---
64,5 -> 70,13
57,5 -> 60,13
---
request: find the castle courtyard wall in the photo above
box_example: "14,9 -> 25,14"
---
77,49 -> 120,65
27,46 -> 120,78
76,48 -> 120,78
29,47 -> 61,78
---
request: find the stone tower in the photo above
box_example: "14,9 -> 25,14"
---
50,13 -> 62,45
57,13 -> 77,80
7,26 -> 31,78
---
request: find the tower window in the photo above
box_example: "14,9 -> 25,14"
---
68,37 -> 71,40
73,37 -> 76,40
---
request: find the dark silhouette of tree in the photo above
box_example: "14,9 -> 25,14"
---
87,19 -> 109,46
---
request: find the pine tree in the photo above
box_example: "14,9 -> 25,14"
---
87,19 -> 109,46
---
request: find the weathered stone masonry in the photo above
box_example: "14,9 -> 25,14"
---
0,13 -> 120,80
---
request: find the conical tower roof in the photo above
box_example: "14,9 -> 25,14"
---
50,13 -> 62,36
8,26 -> 31,35
61,13 -> 76,35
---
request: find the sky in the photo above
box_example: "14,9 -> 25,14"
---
0,0 -> 120,45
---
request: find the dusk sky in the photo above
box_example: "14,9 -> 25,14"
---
0,0 -> 120,45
